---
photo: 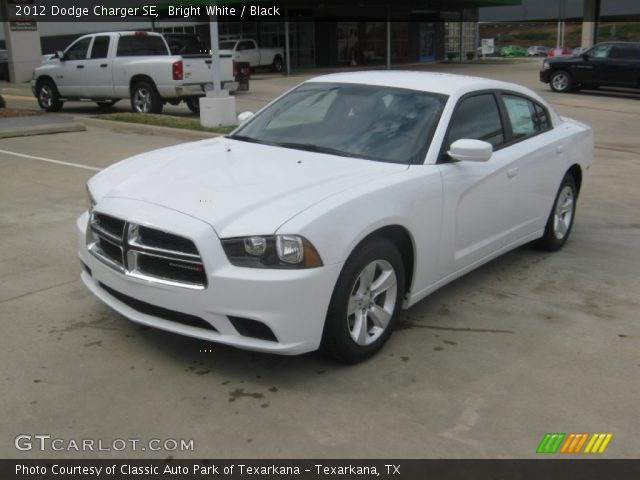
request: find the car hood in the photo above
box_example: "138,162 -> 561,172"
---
90,137 -> 407,238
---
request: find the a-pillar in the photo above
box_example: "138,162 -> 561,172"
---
581,0 -> 601,48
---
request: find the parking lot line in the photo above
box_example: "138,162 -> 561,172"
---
0,149 -> 102,171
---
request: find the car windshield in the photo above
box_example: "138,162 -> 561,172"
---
229,82 -> 446,164
219,41 -> 237,50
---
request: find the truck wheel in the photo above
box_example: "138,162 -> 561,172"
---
36,79 -> 64,112
550,70 -> 573,93
131,81 -> 162,114
185,97 -> 200,114
272,55 -> 284,73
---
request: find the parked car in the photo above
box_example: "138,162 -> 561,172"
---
0,49 -> 9,81
540,41 -> 640,93
547,46 -> 573,57
527,45 -> 549,57
500,45 -> 527,57
219,39 -> 285,72
31,31 -> 244,114
79,71 -> 592,363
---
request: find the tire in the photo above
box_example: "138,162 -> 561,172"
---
36,79 -> 64,112
321,236 -> 405,363
96,100 -> 117,110
130,81 -> 163,114
550,70 -> 573,93
536,174 -> 578,251
272,55 -> 284,73
185,97 -> 200,114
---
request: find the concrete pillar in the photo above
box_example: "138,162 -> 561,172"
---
285,12 -> 291,75
581,0 -> 601,48
386,7 -> 391,70
1,0 -> 42,83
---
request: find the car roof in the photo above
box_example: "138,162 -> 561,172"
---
307,70 -> 536,98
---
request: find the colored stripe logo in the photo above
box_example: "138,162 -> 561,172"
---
537,433 -> 613,454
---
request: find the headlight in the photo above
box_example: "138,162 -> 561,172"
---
222,235 -> 323,269
86,185 -> 96,212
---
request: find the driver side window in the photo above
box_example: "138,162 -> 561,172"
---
448,93 -> 505,149
65,37 -> 91,61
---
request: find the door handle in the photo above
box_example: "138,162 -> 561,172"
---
100,64 -> 108,68
507,167 -> 519,178
76,65 -> 85,69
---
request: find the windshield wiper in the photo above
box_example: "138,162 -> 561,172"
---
227,134 -> 266,145
273,142 -> 361,159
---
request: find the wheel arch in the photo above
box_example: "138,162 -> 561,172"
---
35,75 -> 56,88
567,163 -> 583,195
129,74 -> 156,92
349,225 -> 416,297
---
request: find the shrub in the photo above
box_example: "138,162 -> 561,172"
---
446,52 -> 457,61
466,51 -> 475,60
0,94 -> 6,108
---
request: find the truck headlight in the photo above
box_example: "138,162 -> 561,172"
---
222,235 -> 323,269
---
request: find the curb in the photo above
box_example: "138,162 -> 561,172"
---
79,117 -> 222,140
0,122 -> 86,139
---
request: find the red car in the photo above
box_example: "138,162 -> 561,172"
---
547,47 -> 573,57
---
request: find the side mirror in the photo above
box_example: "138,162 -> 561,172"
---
237,111 -> 254,124
581,53 -> 590,60
447,139 -> 493,162
56,50 -> 66,61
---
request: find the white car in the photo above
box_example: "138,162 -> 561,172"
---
78,71 -> 593,363
219,39 -> 284,72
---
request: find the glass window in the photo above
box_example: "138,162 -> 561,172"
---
589,44 -> 612,58
237,41 -> 255,51
448,94 -> 504,147
503,95 -> 551,139
232,82 -> 446,164
116,35 -> 168,57
610,45 -> 640,60
65,37 -> 91,61
90,36 -> 110,59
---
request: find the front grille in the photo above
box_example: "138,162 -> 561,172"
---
100,282 -> 217,331
138,226 -> 199,255
87,212 -> 207,289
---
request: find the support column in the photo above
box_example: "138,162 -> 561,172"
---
1,1 -> 42,83
581,0 -> 601,48
386,7 -> 391,70
200,0 -> 236,127
285,11 -> 291,75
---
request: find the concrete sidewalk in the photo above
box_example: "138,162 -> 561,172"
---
0,113 -> 85,138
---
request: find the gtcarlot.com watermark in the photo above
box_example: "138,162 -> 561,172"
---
15,434 -> 194,452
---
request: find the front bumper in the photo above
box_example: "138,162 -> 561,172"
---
539,70 -> 551,83
77,198 -> 342,355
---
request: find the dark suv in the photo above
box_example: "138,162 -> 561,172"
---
540,42 -> 640,93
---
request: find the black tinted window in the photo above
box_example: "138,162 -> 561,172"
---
610,45 -> 640,60
90,36 -> 110,59
448,94 -> 504,147
65,38 -> 91,60
117,35 -> 168,57
237,41 -> 254,51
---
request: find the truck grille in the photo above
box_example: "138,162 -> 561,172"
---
87,212 -> 206,289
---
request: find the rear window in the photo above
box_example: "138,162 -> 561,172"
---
116,35 -> 168,57
610,45 -> 640,60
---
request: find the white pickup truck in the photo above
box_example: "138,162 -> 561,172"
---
31,31 -> 242,114
219,39 -> 285,72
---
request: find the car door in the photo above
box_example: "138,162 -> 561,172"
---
438,92 -> 517,272
497,93 -> 565,237
55,36 -> 92,97
236,40 -> 260,66
84,35 -> 114,98
580,43 -> 621,86
608,44 -> 640,87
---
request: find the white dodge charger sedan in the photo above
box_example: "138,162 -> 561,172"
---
78,71 -> 593,363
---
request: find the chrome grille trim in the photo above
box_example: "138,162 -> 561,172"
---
86,212 -> 206,290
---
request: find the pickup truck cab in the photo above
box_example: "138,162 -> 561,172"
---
219,39 -> 284,73
32,31 -> 244,114
540,41 -> 640,93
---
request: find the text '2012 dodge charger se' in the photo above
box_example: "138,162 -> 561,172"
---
78,71 -> 593,363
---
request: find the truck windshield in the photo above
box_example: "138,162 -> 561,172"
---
230,82 -> 446,164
